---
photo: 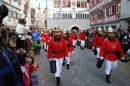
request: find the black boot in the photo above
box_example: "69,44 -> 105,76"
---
56,77 -> 60,86
106,75 -> 110,83
109,70 -> 111,76
45,49 -> 47,52
97,58 -> 100,61
62,61 -> 65,66
67,64 -> 69,70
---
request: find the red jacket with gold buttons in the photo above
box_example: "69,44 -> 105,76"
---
64,38 -> 74,53
93,34 -> 104,48
71,33 -> 77,40
100,38 -> 124,61
47,37 -> 68,59
80,32 -> 86,40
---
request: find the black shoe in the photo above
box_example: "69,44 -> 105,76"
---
56,77 -> 60,86
45,49 -> 47,52
106,75 -> 110,83
67,64 -> 69,70
74,45 -> 76,48
80,46 -> 81,49
62,62 -> 65,66
109,70 -> 111,76
97,58 -> 100,61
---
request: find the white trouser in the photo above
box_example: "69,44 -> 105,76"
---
73,40 -> 76,46
96,48 -> 100,58
66,53 -> 70,64
55,58 -> 63,77
44,42 -> 47,49
105,59 -> 117,75
80,40 -> 85,47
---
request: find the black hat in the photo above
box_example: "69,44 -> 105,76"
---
0,3 -> 8,24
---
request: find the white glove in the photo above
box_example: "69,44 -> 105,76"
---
65,57 -> 68,59
100,57 -> 104,60
71,51 -> 74,54
21,66 -> 29,78
121,57 -> 125,60
48,58 -> 52,61
92,47 -> 94,50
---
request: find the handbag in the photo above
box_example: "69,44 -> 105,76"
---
96,59 -> 104,68
115,50 -> 121,59
93,48 -> 97,55
50,58 -> 56,73
31,74 -> 39,85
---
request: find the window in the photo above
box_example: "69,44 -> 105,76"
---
109,7 -> 112,15
81,2 -> 84,7
100,11 -> 102,18
85,2 -> 87,8
77,2 -> 80,7
116,3 -> 121,13
67,1 -> 70,7
53,13 -> 72,19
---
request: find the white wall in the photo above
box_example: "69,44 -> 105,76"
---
47,19 -> 90,30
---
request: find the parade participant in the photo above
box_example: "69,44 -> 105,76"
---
46,29 -> 53,51
62,29 -> 74,69
99,27 -> 124,83
43,29 -> 48,52
79,29 -> 87,49
92,28 -> 104,60
47,27 -> 68,86
71,30 -> 77,48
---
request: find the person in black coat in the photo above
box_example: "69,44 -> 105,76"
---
0,3 -> 24,86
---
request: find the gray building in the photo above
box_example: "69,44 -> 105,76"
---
47,19 -> 90,30
45,0 -> 90,31
120,0 -> 130,30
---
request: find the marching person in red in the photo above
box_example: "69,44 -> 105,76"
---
43,29 -> 48,52
46,29 -> 53,51
79,29 -> 87,49
92,28 -> 105,60
62,29 -> 74,69
47,27 -> 68,86
99,27 -> 125,83
71,30 -> 77,48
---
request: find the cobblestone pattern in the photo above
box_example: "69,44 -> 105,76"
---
32,46 -> 130,86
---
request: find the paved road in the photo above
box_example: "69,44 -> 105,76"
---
33,46 -> 130,86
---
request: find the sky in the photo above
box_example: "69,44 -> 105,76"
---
30,0 -> 46,9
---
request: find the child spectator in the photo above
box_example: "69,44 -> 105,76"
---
17,54 -> 31,86
32,40 -> 41,55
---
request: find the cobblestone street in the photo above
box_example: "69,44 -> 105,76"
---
33,46 -> 130,86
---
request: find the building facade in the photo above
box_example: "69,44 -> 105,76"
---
120,0 -> 130,30
89,0 -> 121,31
2,0 -> 31,28
45,0 -> 90,30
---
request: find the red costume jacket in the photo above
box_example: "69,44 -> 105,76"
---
80,32 -> 86,40
46,34 -> 53,43
47,37 -> 68,59
100,38 -> 124,61
64,38 -> 74,53
71,33 -> 77,40
93,34 -> 104,48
